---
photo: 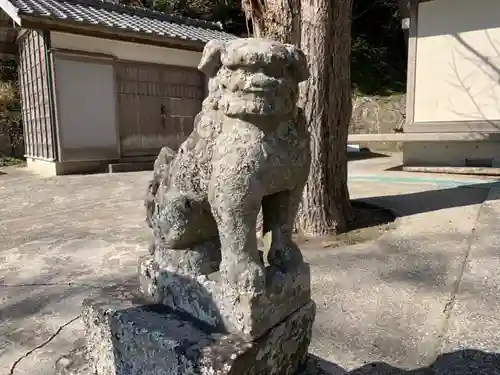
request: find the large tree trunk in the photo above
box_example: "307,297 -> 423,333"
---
295,0 -> 353,236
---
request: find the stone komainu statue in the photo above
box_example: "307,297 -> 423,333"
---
145,38 -> 310,290
73,39 -> 315,375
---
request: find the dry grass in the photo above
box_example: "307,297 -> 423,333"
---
0,81 -> 16,107
0,156 -> 25,167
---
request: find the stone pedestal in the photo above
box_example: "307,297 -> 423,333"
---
138,254 -> 312,340
57,285 -> 315,375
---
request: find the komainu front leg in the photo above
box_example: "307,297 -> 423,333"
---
262,187 -> 304,272
209,175 -> 265,292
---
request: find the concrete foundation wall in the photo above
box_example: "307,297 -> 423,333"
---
403,141 -> 500,167
26,157 -> 111,176
26,158 -> 58,176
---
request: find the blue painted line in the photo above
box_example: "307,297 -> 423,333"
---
348,174 -> 500,189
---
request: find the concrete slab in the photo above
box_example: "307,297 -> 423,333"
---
303,182 -> 486,370
1,160 -> 500,374
441,188 -> 500,353
0,169 -> 152,375
348,153 -> 500,185
1,285 -> 85,375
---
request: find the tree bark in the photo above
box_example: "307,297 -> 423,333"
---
295,0 -> 353,236
241,0 -> 266,37
242,0 -> 300,43
261,0 -> 301,44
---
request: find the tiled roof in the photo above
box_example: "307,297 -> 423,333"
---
5,0 -> 237,43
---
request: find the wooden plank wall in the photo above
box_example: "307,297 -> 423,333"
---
115,61 -> 204,157
18,30 -> 55,159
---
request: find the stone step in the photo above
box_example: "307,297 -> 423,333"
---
108,161 -> 153,174
120,154 -> 157,162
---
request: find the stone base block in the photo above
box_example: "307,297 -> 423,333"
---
70,285 -> 315,375
57,349 -> 331,375
56,350 -> 340,375
138,255 -> 311,340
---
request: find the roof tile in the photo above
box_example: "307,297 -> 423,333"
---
8,0 -> 237,43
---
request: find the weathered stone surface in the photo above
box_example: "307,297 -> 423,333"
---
73,286 -> 315,375
138,254 -> 311,340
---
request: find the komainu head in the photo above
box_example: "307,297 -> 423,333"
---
198,38 -> 309,120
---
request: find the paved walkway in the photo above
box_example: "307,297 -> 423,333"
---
1,154 -> 500,374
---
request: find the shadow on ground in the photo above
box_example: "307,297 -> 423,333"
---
348,150 -> 390,162
312,349 -> 500,374
385,165 -> 403,172
363,183 -> 497,217
348,200 -> 396,230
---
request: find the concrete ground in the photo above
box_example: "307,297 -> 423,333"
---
2,153 -> 500,374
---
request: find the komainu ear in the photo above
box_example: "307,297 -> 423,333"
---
198,40 -> 226,78
285,44 -> 309,83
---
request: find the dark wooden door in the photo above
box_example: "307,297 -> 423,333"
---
116,62 -> 204,157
